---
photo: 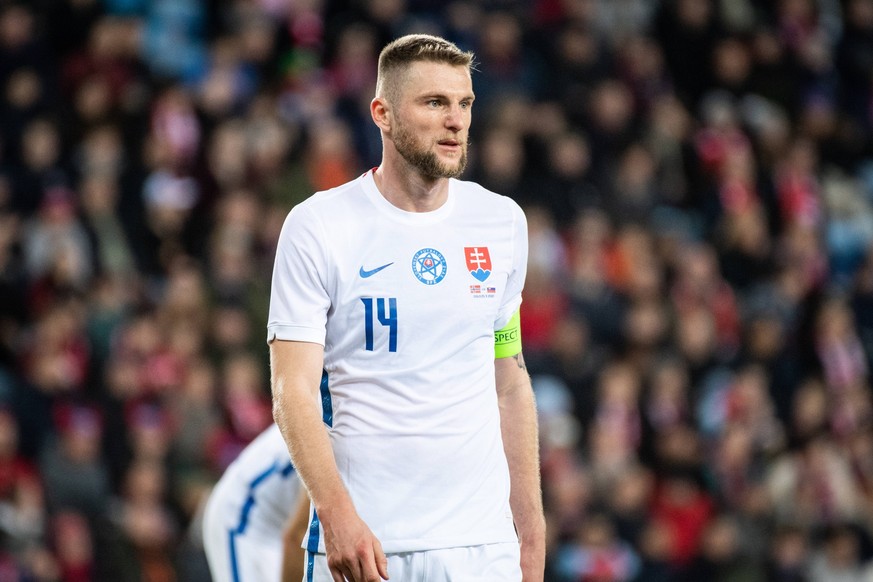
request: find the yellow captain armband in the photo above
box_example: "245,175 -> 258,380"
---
494,310 -> 522,358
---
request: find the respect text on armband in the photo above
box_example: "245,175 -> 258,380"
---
495,328 -> 519,344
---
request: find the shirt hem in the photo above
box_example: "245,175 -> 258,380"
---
304,530 -> 519,554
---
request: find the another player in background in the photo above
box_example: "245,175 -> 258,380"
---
268,34 -> 545,582
202,423 -> 310,582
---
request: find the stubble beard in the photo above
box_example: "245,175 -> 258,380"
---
392,123 -> 467,180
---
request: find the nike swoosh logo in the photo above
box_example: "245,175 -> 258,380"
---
359,262 -> 394,278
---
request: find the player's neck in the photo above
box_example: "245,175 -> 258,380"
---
373,161 -> 449,213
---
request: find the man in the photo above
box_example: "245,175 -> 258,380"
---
268,34 -> 545,582
202,423 -> 310,582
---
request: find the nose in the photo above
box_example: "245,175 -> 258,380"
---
445,103 -> 465,132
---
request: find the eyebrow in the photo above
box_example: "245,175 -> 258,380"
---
418,93 -> 476,101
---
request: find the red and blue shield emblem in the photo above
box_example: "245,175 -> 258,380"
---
464,247 -> 492,282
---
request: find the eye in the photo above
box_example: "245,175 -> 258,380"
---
428,99 -> 441,108
460,100 -> 472,110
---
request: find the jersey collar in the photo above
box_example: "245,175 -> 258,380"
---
360,169 -> 456,225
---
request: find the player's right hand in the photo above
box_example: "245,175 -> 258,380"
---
322,506 -> 389,582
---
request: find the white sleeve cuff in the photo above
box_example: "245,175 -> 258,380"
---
266,324 -> 326,345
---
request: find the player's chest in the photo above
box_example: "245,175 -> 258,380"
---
329,230 -> 512,318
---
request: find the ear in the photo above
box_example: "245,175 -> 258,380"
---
371,96 -> 391,133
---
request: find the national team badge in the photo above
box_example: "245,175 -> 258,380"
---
412,248 -> 447,285
464,247 -> 492,282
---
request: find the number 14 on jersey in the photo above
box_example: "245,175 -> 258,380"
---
361,297 -> 397,352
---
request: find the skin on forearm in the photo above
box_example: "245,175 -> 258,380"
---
495,352 -> 546,579
271,340 -> 388,582
269,340 -> 355,521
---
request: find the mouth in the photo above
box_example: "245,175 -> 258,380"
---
437,139 -> 462,151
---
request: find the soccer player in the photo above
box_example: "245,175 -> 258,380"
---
268,34 -> 545,582
202,423 -> 310,582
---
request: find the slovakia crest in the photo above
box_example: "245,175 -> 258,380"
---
464,247 -> 492,282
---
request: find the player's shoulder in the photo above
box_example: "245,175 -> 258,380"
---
280,176 -> 368,238
294,176 -> 365,216
223,424 -> 290,479
451,178 -> 525,219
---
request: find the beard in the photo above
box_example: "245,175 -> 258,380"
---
392,122 -> 467,179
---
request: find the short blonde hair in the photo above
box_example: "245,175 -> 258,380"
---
376,34 -> 474,104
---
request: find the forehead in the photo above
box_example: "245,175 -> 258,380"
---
397,61 -> 473,99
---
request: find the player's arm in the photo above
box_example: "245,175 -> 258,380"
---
281,491 -> 311,582
270,340 -> 388,582
494,314 -> 546,582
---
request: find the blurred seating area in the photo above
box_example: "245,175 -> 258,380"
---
2,0 -> 873,580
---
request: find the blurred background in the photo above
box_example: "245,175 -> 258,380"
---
1,0 -> 873,580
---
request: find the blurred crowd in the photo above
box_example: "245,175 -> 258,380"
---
1,0 -> 873,580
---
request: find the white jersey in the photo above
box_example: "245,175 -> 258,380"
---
267,170 -> 528,553
202,423 -> 303,582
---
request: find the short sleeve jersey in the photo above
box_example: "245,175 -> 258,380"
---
267,170 -> 528,553
205,423 -> 302,539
